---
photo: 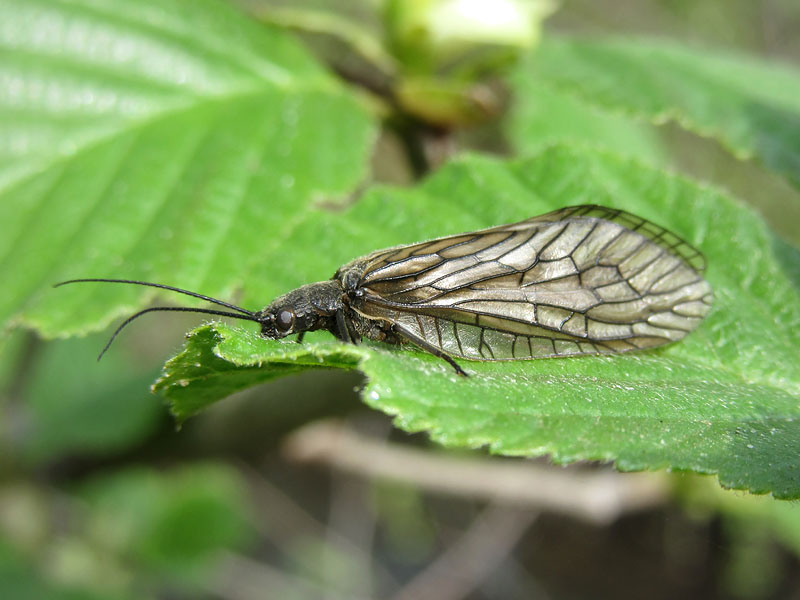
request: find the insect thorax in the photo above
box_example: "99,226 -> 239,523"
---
335,258 -> 370,293
334,259 -> 402,343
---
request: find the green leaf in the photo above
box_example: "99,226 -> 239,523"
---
526,36 -> 800,190
507,59 -> 665,162
0,0 -> 377,336
156,145 -> 800,499
157,325 -> 364,421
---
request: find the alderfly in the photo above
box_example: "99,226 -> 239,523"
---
56,205 -> 713,376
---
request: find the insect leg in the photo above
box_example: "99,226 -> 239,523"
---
334,310 -> 351,342
346,316 -> 361,345
390,324 -> 468,377
335,310 -> 360,344
296,332 -> 306,344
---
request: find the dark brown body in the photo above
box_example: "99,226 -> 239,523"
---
258,260 -> 407,349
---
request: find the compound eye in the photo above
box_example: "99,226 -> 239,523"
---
276,309 -> 295,332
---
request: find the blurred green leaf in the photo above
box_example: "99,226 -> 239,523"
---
508,63 -> 665,161
0,539 -> 124,600
720,520 -> 783,599
21,334 -> 164,464
81,463 -> 253,579
0,330 -> 28,392
154,146 -> 799,498
525,36 -> 800,191
0,0 -> 377,337
680,475 -> 800,559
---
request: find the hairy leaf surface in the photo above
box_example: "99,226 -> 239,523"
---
523,37 -> 800,196
157,147 -> 800,498
0,0 -> 376,336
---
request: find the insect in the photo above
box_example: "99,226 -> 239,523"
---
56,205 -> 713,376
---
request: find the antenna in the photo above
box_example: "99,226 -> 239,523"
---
54,278 -> 256,315
54,278 -> 263,360
96,306 -> 261,361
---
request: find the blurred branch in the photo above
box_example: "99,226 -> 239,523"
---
283,420 -> 670,525
322,417 -> 394,599
213,551 -> 374,600
0,333 -> 40,465
249,6 -> 397,76
235,460 -> 400,591
391,505 -> 540,600
325,476 -> 377,599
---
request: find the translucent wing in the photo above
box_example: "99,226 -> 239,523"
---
353,205 -> 713,360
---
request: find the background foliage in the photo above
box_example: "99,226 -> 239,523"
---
1,0 -> 799,598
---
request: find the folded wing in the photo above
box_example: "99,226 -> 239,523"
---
355,205 -> 713,360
